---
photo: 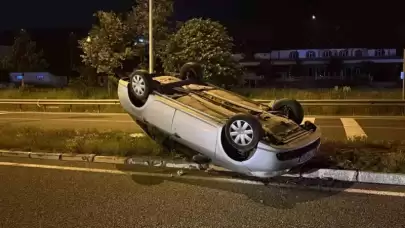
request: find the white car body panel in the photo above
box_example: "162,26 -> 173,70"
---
144,100 -> 176,134
118,79 -> 321,178
172,110 -> 219,157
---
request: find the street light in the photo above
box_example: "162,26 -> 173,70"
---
312,15 -> 316,20
148,0 -> 154,74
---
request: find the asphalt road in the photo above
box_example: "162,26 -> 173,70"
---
1,112 -> 405,141
1,157 -> 405,228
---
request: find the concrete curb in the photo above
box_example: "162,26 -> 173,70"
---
1,150 -> 404,186
0,150 -> 31,158
30,152 -> 61,160
93,156 -> 128,164
300,169 -> 358,182
61,154 -> 95,162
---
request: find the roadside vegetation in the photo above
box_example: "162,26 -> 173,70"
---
315,137 -> 405,173
0,125 -> 162,157
1,125 -> 405,174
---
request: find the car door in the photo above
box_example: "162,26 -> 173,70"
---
142,99 -> 176,134
171,110 -> 218,157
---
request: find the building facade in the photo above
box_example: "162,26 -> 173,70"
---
233,48 -> 403,87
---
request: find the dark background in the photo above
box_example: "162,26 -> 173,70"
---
0,0 -> 403,74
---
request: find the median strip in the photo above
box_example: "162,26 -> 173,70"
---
0,125 -> 405,185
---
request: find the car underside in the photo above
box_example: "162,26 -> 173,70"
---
118,62 -> 321,178
124,71 -> 317,147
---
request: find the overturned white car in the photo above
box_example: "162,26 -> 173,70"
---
118,62 -> 321,178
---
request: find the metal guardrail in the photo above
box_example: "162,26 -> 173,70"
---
0,99 -> 405,107
0,99 -> 120,105
0,99 -> 121,112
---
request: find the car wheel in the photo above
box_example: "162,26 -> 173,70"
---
224,113 -> 263,155
129,70 -> 152,102
272,98 -> 304,124
179,62 -> 203,82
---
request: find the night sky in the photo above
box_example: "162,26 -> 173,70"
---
0,0 -> 404,49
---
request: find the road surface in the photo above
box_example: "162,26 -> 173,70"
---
0,157 -> 405,228
1,111 -> 404,141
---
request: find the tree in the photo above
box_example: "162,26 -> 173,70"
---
162,18 -> 243,86
3,30 -> 48,72
79,0 -> 175,75
78,11 -> 134,76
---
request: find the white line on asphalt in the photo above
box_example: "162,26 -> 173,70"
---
1,161 -> 404,197
303,117 -> 315,123
340,118 -> 367,140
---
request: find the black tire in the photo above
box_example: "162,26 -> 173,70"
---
128,70 -> 152,102
224,113 -> 263,154
272,98 -> 304,124
179,62 -> 203,81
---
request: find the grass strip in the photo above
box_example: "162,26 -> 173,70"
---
315,138 -> 405,173
1,125 -> 404,174
0,125 -> 163,157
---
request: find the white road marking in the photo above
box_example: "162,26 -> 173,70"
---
303,117 -> 315,123
340,118 -> 367,140
0,161 -> 404,197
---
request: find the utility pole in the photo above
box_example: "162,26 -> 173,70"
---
148,0 -> 154,75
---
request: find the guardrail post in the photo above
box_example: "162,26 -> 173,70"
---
19,104 -> 22,111
43,105 -> 47,112
97,105 -> 100,113
69,104 -> 72,112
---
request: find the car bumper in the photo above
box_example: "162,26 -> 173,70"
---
242,131 -> 321,178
